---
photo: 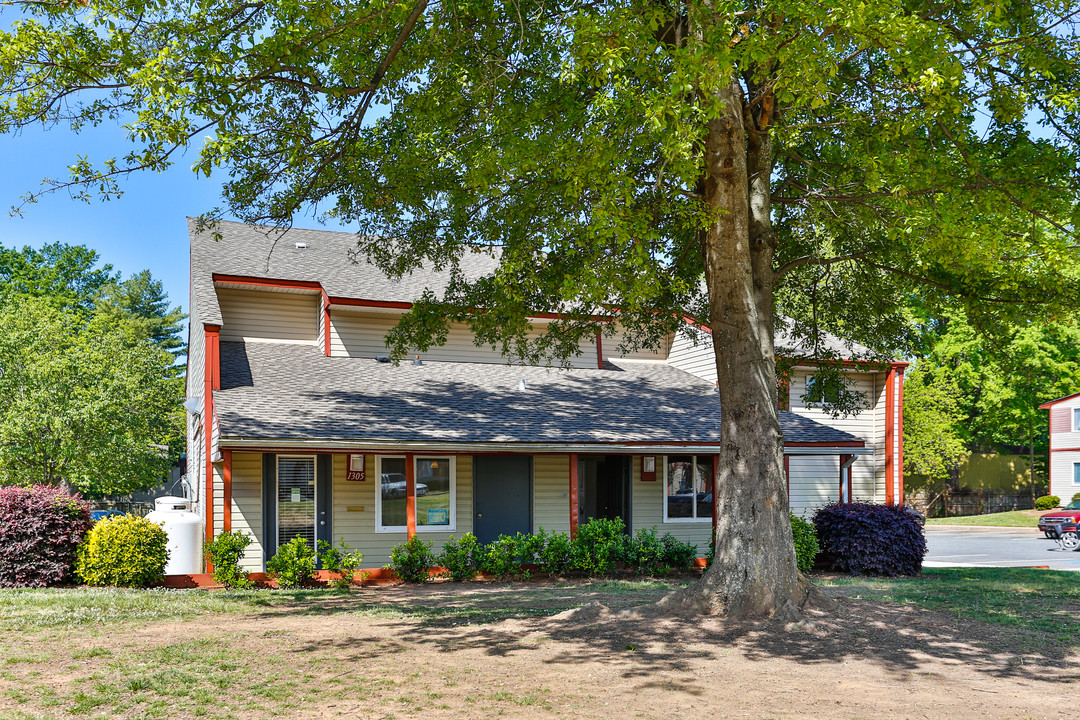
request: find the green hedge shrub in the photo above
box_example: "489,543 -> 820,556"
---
1035,495 -> 1061,511
206,530 -> 254,589
480,532 -> 541,580
790,513 -> 819,573
659,532 -> 697,571
319,539 -> 365,589
437,533 -> 482,581
266,537 -> 317,588
75,515 -> 169,587
0,485 -> 93,588
536,528 -> 574,576
1072,492 -> 1080,503
388,536 -> 435,583
572,517 -> 626,575
619,527 -> 666,575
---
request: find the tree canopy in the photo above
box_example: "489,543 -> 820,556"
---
3,0 -> 1079,617
0,296 -> 183,498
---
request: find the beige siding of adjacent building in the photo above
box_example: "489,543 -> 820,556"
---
1050,450 -> 1080,501
331,453 -> 474,567
789,369 -> 882,504
666,329 -> 718,382
603,325 -> 673,362
329,310 -> 600,368
218,287 -> 320,344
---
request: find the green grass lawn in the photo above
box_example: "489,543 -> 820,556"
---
1,573 -> 1077,719
924,509 -> 1043,527
816,567 -> 1080,645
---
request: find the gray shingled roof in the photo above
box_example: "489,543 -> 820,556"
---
189,219 -> 500,326
215,342 -> 862,446
191,220 -> 878,361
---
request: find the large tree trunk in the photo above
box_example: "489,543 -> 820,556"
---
662,80 -> 805,620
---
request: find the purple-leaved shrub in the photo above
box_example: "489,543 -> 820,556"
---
0,485 -> 93,587
813,502 -> 926,576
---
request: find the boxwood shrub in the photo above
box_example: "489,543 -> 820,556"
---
789,513 -> 819,573
206,530 -> 254,589
813,502 -> 925,576
388,535 -> 435,583
1035,495 -> 1061,511
76,515 -> 169,587
266,537 -> 317,588
0,485 -> 93,588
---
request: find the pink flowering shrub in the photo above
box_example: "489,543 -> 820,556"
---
0,485 -> 93,587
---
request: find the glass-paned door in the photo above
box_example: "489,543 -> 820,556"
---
278,456 -> 316,547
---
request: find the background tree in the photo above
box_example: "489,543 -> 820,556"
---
2,0 -> 1079,619
94,270 -> 187,358
901,362 -> 970,500
0,243 -> 187,356
905,308 -> 1080,500
0,297 -> 183,498
0,242 -> 116,312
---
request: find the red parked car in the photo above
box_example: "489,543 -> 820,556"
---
1038,498 -> 1080,538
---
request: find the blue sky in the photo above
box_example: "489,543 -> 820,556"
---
0,122 -> 323,317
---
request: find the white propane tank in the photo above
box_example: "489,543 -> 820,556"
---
145,496 -> 204,575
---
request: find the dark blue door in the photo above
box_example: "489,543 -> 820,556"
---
473,456 -> 532,545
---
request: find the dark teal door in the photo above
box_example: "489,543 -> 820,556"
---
473,456 -> 532,545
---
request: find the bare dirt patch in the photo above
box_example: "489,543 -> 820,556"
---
1,580 -> 1076,719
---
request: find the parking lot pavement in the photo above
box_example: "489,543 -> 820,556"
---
924,525 -> 1080,572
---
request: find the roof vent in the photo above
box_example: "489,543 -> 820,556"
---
294,242 -> 308,249
518,379 -> 527,391
413,355 -> 423,366
375,355 -> 390,363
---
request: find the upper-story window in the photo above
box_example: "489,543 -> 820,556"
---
1073,408 -> 1080,432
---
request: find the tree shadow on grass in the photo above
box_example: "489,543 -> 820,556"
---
262,583 -> 1080,688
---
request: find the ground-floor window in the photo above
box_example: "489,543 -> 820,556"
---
377,456 -> 456,532
1074,462 -> 1080,485
277,456 -> 316,546
663,455 -> 713,522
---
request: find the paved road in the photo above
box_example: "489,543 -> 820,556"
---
924,525 -> 1080,572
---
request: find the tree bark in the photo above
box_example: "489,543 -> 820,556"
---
658,80 -> 807,620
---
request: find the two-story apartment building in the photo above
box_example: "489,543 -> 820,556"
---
1040,392 -> 1080,501
186,220 -> 906,571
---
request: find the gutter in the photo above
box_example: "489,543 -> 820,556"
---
219,437 -> 874,456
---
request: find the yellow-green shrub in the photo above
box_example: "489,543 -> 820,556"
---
76,515 -> 169,587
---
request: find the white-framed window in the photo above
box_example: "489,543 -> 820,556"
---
277,455 -> 316,547
376,455 -> 456,533
662,455 -> 714,523
1073,408 -> 1080,432
1073,462 -> 1080,485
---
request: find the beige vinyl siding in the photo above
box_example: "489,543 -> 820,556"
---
666,329 -> 718,383
603,325 -> 673,362
332,454 -> 474,567
187,314 -> 206,521
1051,396 -> 1080,450
218,287 -> 319,344
329,310 -> 599,368
789,369 -> 881,503
630,455 -> 662,532
788,456 -> 841,517
533,454 -> 572,534
1049,450 -> 1080,501
231,453 -> 264,572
